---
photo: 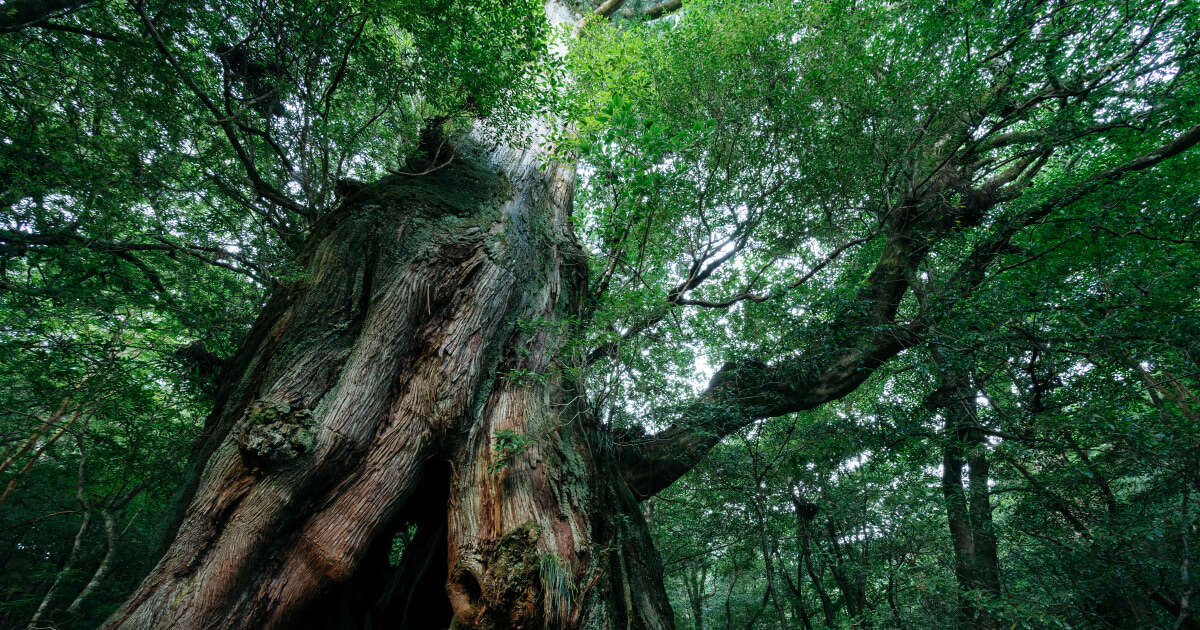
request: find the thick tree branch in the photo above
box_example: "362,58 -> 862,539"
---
646,0 -> 682,20
585,0 -> 678,23
0,0 -> 91,33
618,228 -> 927,498
618,121 -> 1200,500
593,0 -> 628,19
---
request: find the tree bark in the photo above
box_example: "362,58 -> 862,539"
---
792,496 -> 836,628
94,4 -> 1200,627
928,362 -> 1001,630
103,114 -> 673,628
824,520 -> 867,621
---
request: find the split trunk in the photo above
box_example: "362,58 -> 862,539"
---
103,123 -> 674,629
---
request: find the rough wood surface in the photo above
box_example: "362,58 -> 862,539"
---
105,80 -> 673,630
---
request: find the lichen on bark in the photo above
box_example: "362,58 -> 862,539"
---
235,399 -> 316,468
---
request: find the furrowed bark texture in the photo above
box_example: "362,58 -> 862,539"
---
104,123 -> 673,628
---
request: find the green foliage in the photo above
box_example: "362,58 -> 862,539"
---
382,0 -> 550,128
504,367 -> 548,388
562,0 -> 1200,628
388,523 -> 420,568
489,429 -> 535,474
0,1 -> 552,626
539,552 -> 576,622
3,0 -> 1200,627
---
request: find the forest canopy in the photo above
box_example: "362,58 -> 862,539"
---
1,0 -> 1198,628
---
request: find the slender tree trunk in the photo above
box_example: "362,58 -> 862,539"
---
792,497 -> 835,628
26,511 -> 89,630
941,426 -> 976,621
722,562 -> 743,630
929,361 -> 1001,630
753,495 -> 788,630
886,572 -> 905,630
825,520 -> 866,621
104,103 -> 674,627
778,528 -> 813,630
685,561 -> 709,630
65,509 -> 117,616
965,436 -> 1001,599
780,567 -> 813,630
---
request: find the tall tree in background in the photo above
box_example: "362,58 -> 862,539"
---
926,355 -> 1000,629
2,0 -> 1199,628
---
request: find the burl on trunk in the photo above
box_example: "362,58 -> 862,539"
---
103,129 -> 673,629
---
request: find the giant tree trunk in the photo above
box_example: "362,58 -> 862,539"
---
103,109 -> 674,627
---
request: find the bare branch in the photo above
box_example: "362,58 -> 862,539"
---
593,0 -> 628,19
646,0 -> 682,20
322,14 -> 367,120
30,20 -> 121,41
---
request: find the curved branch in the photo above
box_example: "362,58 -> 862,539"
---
646,0 -> 682,20
0,0 -> 92,33
618,121 -> 1200,501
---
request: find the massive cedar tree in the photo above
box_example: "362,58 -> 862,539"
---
2,0 -> 1197,628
